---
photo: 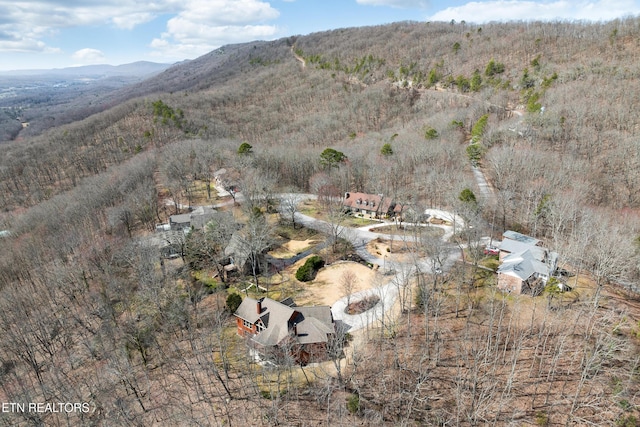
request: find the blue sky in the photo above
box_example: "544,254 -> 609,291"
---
1,0 -> 639,71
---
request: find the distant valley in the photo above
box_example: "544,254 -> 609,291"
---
0,61 -> 172,142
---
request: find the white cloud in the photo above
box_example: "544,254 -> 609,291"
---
176,0 -> 279,25
150,0 -> 280,60
0,0 -> 184,53
428,0 -> 640,23
111,13 -> 156,30
0,0 -> 281,61
72,48 -> 106,64
0,37 -> 61,54
356,0 -> 430,7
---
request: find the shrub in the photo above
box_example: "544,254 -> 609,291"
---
455,75 -> 470,92
424,126 -> 439,139
226,293 -> 242,312
471,114 -> 489,143
380,143 -> 393,156
346,393 -> 360,414
295,255 -> 325,282
485,59 -> 505,77
470,70 -> 482,92
466,143 -> 485,166
459,188 -> 477,204
535,411 -> 549,426
617,415 -> 638,427
238,142 -> 253,155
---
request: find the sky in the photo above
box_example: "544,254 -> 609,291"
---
1,0 -> 639,71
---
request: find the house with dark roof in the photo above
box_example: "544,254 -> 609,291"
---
234,297 -> 335,365
497,231 -> 558,295
169,206 -> 217,230
342,192 -> 402,219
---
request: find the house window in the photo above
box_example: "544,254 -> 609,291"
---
256,322 -> 265,333
242,319 -> 253,330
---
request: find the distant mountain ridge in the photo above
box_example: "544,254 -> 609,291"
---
0,61 -> 172,78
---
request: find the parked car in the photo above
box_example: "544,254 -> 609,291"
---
484,246 -> 500,256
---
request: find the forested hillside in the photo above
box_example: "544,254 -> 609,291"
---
1,19 -> 640,426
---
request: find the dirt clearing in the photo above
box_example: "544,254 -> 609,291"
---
269,238 -> 318,258
296,261 -> 378,306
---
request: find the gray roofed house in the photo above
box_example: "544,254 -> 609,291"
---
169,206 -> 216,231
497,230 -> 559,295
224,232 -> 251,272
502,230 -> 542,246
499,239 -> 547,261
234,296 -> 335,364
169,213 -> 192,230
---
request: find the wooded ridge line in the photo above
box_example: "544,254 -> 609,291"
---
0,18 -> 640,426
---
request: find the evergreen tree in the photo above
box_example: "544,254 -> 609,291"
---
238,142 -> 253,155
320,148 -> 347,168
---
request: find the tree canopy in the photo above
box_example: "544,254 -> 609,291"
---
380,143 -> 393,156
238,142 -> 253,155
320,148 -> 347,168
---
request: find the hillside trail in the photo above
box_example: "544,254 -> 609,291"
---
290,45 -> 305,69
286,45 -> 521,205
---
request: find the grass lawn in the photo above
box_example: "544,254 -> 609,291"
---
341,215 -> 380,227
372,224 -> 445,238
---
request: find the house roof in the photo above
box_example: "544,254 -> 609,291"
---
343,192 -> 402,214
498,249 -> 551,281
169,206 -> 217,229
224,232 -> 249,267
170,213 -> 192,225
190,206 -> 216,229
502,230 -> 541,246
498,248 -> 558,282
294,306 -> 335,344
234,297 -> 334,347
500,239 -> 546,260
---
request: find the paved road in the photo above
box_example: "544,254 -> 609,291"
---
331,281 -> 399,332
164,192 -> 486,333
293,209 -> 468,332
473,166 -> 494,201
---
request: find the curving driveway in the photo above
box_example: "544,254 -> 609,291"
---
164,192 -> 479,333
292,206 -> 467,332
331,282 -> 398,332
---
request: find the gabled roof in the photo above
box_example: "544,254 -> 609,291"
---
169,206 -> 217,229
295,306 -> 335,344
190,206 -> 216,229
343,192 -> 384,210
170,213 -> 192,225
500,239 -> 546,261
234,297 -> 334,347
498,249 -> 553,281
343,192 -> 402,214
224,232 -> 249,267
502,230 -> 541,246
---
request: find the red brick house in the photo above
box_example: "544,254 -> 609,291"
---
234,297 -> 335,365
342,192 -> 403,219
497,231 -> 558,295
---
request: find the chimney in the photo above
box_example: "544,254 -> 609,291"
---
345,192 -> 350,199
256,297 -> 264,315
293,322 -> 298,336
